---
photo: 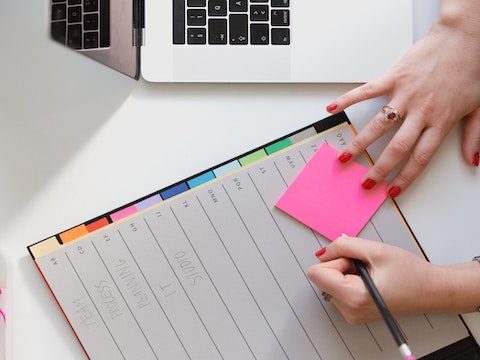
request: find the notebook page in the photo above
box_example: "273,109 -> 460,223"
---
31,121 -> 467,360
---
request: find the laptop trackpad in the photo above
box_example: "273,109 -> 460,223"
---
173,47 -> 291,82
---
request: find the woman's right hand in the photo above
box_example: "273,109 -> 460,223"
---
307,236 -> 480,323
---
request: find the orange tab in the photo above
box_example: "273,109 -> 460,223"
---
59,225 -> 88,243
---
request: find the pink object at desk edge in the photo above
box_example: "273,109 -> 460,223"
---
276,143 -> 388,241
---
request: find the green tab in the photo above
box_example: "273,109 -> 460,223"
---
239,149 -> 267,166
265,138 -> 293,155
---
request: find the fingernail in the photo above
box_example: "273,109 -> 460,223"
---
361,178 -> 376,190
326,103 -> 338,112
338,152 -> 352,163
388,186 -> 401,197
473,152 -> 479,167
315,248 -> 327,257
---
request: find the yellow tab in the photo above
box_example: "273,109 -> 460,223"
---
29,237 -> 62,259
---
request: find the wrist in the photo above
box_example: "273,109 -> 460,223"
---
430,261 -> 480,314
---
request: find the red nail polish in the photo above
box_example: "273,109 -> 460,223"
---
315,248 -> 326,257
388,186 -> 401,197
326,103 -> 338,112
473,152 -> 479,167
362,178 -> 376,190
338,152 -> 352,163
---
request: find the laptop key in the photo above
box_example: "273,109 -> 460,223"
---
51,21 -> 67,44
250,24 -> 269,45
187,0 -> 206,6
229,14 -> 248,44
187,28 -> 207,44
187,9 -> 206,26
52,4 -> 67,21
229,0 -> 247,12
271,0 -> 289,7
173,0 -> 186,44
84,0 -> 98,13
271,9 -> 289,26
208,0 -> 227,16
250,5 -> 268,21
271,28 -> 290,45
209,19 -> 227,44
84,32 -> 98,49
67,24 -> 82,49
84,13 -> 98,31
68,6 -> 82,23
99,0 -> 110,47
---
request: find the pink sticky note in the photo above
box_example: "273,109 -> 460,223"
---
276,143 -> 388,241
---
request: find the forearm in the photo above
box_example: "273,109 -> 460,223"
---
427,260 -> 480,314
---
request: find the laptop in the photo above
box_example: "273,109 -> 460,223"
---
50,0 -> 413,82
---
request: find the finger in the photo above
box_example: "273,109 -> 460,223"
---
338,104 -> 406,164
462,109 -> 480,167
387,121 -> 450,196
318,236 -> 383,264
308,260 -> 370,321
307,262 -> 345,293
326,74 -> 394,113
315,257 -> 356,273
307,260 -> 362,296
360,117 -> 424,187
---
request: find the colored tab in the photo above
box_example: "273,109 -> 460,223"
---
213,161 -> 241,178
188,171 -> 216,188
161,182 -> 189,200
110,205 -> 137,222
289,127 -> 317,144
265,138 -> 293,155
85,217 -> 110,232
135,194 -> 162,211
239,149 -> 267,166
60,225 -> 89,244
29,237 -> 63,259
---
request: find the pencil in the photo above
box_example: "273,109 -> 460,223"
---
352,258 -> 416,360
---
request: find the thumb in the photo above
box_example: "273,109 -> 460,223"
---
462,108 -> 480,167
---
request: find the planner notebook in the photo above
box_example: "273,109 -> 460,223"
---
28,112 -> 476,359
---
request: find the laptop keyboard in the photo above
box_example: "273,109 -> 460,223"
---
50,0 -> 110,50
173,0 -> 290,45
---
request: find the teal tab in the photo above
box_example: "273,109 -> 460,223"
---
265,138 -> 293,155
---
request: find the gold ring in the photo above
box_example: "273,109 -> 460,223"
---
382,105 -> 402,123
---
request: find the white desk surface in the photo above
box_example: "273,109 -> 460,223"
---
1,1 -> 478,359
